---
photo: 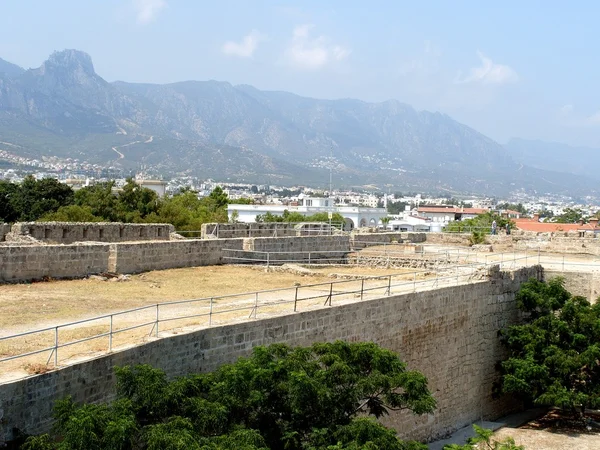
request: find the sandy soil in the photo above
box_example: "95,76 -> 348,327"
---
493,426 -> 600,450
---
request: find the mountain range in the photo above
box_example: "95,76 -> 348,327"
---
0,49 -> 597,196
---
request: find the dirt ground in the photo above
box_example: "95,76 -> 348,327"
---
0,264 -> 425,379
493,426 -> 600,450
0,266 -> 387,332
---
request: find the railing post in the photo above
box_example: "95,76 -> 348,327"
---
209,298 -> 213,325
109,315 -> 113,352
294,287 -> 298,312
387,275 -> 392,296
308,252 -> 311,265
54,326 -> 58,367
328,282 -> 333,305
155,304 -> 159,337
562,255 -> 565,271
254,292 -> 258,319
267,252 -> 270,268
360,279 -> 364,300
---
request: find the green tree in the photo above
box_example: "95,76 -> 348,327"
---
552,207 -> 585,224
0,180 -> 19,222
445,212 -> 512,234
74,182 -> 118,221
444,425 -> 524,450
10,176 -> 74,221
498,277 -> 600,417
23,342 -> 435,450
115,179 -> 160,222
497,203 -> 527,216
40,205 -> 103,222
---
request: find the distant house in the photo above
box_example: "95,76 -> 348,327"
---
385,214 -> 432,232
514,214 -> 600,233
417,206 -> 489,224
227,196 -> 387,230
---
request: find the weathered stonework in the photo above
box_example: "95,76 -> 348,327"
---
0,243 -> 111,282
0,224 -> 10,242
7,222 -> 174,244
0,266 -> 542,443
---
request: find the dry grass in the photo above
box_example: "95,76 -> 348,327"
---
0,264 -> 427,380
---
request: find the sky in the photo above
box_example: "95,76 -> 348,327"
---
1,0 -> 599,148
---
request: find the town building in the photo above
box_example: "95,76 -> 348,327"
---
227,196 -> 387,230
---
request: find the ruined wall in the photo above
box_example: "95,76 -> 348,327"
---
0,224 -> 9,242
0,266 -> 542,443
232,235 -> 350,263
8,222 -> 174,244
0,243 -> 110,282
544,270 -> 600,302
425,232 -> 472,246
351,231 -> 427,247
108,238 -> 245,274
200,222 -> 339,239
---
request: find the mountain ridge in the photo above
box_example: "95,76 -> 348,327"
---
0,49 -> 595,196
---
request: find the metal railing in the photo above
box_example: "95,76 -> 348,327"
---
2,248 -> 600,376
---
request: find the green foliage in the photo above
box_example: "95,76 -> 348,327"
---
2,176 -> 74,222
387,200 -> 409,215
551,207 -> 585,224
74,182 -> 118,221
40,205 -> 103,222
255,210 -> 345,225
24,342 -> 435,450
498,277 -> 600,416
443,425 -> 524,450
229,197 -> 255,204
469,230 -> 486,245
115,179 -> 160,222
445,212 -> 512,234
497,203 -> 527,216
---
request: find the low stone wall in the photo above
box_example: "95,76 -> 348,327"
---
0,266 -> 541,443
425,232 -> 472,246
0,224 -> 9,242
108,238 -> 245,274
0,243 -> 110,282
200,222 -> 338,239
351,232 -> 426,247
7,222 -> 174,244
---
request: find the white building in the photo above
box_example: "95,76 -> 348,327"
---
385,215 -> 433,232
228,196 -> 387,230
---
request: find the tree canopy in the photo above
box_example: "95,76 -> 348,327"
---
255,210 -> 345,225
498,277 -> 600,417
0,179 -> 232,231
20,341 -> 435,450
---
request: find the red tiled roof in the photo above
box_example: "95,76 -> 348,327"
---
514,218 -> 600,232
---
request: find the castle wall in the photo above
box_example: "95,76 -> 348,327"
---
0,266 -> 542,444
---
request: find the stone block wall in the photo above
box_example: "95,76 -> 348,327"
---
0,266 -> 542,443
200,222 -> 338,239
545,270 -> 600,301
0,243 -> 110,282
351,232 -> 426,247
234,235 -> 351,263
108,238 -> 245,274
0,224 -> 9,242
8,222 -> 174,244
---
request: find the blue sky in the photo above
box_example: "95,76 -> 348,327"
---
1,0 -> 599,148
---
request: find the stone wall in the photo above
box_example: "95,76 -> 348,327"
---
7,222 -> 174,244
108,238 -> 245,274
351,231 -> 427,247
0,243 -> 110,282
424,232 -> 472,246
0,224 -> 9,242
545,270 -> 600,301
231,235 -> 350,263
0,266 -> 542,443
200,222 -> 339,239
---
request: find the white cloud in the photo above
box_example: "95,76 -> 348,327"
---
222,30 -> 266,58
456,51 -> 518,85
133,0 -> 166,24
555,104 -> 600,127
285,24 -> 350,70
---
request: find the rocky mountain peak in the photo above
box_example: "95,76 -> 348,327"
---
42,49 -> 96,76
